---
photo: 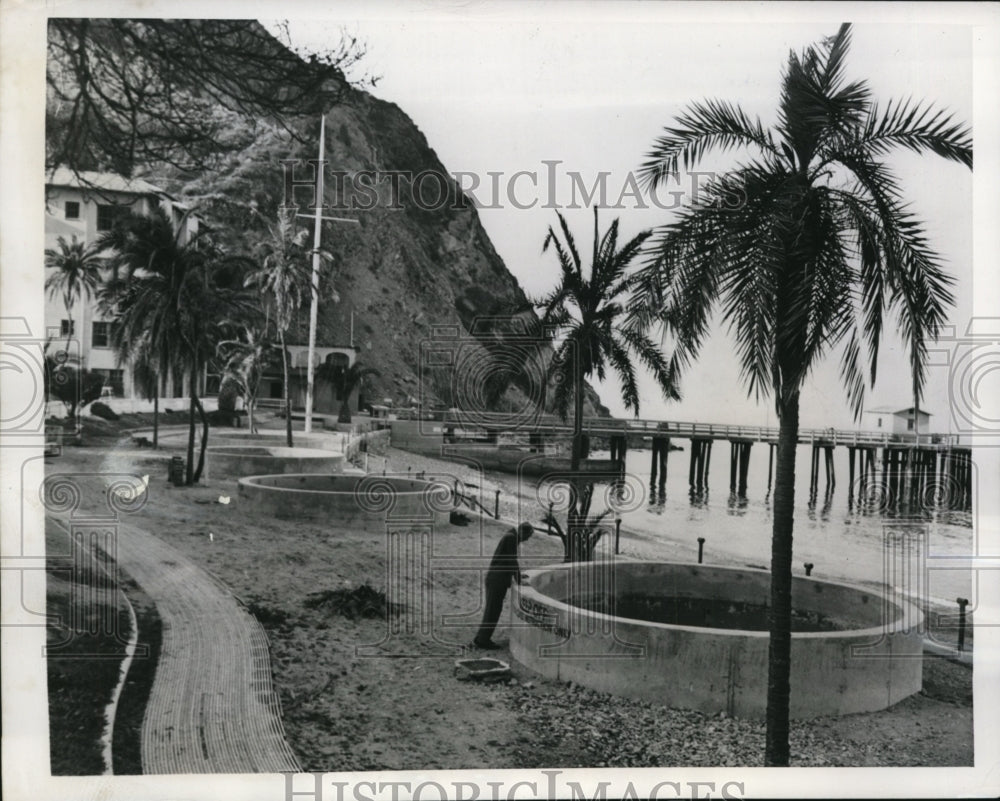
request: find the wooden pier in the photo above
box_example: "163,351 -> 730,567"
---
429,410 -> 972,510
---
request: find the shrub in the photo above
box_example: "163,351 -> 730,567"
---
217,377 -> 240,412
90,401 -> 120,421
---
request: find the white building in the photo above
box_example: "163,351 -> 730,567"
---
44,167 -> 362,417
44,168 -> 199,403
865,406 -> 932,436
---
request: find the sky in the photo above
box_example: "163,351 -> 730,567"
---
272,2 -> 990,434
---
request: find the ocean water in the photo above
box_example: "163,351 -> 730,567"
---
403,442 -> 977,609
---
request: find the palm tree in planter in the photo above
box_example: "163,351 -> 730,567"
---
45,235 -> 105,350
99,206 -> 254,484
632,24 -> 970,765
246,207 -> 332,446
536,206 -> 679,562
334,362 -> 380,424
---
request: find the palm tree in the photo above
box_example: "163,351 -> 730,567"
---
632,24 -> 971,765
333,362 -> 380,424
99,206 -> 254,484
246,208 -> 327,447
216,324 -> 275,434
537,207 -> 679,561
45,235 -> 105,349
127,335 -> 163,447
97,281 -> 167,448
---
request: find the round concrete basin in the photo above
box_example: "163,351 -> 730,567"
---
150,429 -> 341,452
236,473 -> 453,530
206,445 -> 345,479
510,561 -> 923,719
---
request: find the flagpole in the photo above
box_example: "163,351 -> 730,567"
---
304,115 -> 325,434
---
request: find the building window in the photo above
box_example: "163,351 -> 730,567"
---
92,321 -> 117,348
60,319 -> 75,337
64,201 -> 80,220
907,419 -> 914,431
96,204 -> 125,231
876,417 -> 882,428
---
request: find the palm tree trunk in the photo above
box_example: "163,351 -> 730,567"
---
186,363 -> 197,486
567,349 -> 587,562
280,331 -> 292,447
765,389 -> 799,766
64,300 -> 73,351
571,351 -> 585,473
193,395 -> 208,483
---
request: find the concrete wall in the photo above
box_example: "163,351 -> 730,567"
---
205,446 -> 345,480
387,419 -> 445,456
510,561 -> 923,720
343,429 -> 390,462
236,474 -> 452,531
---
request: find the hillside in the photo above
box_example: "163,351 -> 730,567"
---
167,87 -> 608,417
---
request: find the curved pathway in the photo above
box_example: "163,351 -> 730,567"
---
49,513 -> 301,774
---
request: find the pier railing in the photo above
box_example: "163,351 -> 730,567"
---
435,410 -> 962,448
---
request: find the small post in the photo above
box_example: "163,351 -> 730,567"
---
804,562 -> 814,576
697,537 -> 705,564
615,518 -> 622,555
957,597 -> 969,652
547,501 -> 554,535
494,489 -> 500,519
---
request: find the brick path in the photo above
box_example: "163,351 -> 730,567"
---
50,513 -> 301,773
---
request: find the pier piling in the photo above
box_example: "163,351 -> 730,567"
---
688,438 -> 712,491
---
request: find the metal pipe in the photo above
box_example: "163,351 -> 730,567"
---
957,597 -> 970,652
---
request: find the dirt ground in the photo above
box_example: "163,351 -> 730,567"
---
45,429 -> 973,769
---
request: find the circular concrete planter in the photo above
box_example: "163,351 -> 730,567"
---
236,473 -> 453,530
149,429 -> 339,452
510,561 -> 923,720
206,445 -> 345,480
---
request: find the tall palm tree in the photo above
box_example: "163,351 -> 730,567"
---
632,24 -> 971,765
45,235 -> 105,349
99,206 -> 254,484
246,208 -> 327,447
537,207 -> 679,561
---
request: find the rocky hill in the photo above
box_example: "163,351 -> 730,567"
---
167,81 -> 608,418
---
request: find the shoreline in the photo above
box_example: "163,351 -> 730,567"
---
383,444 -> 975,653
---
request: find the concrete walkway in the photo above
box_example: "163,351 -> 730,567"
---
49,514 -> 301,774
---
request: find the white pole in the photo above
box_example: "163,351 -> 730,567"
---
304,115 -> 326,434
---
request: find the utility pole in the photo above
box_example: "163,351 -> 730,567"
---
299,114 -> 359,433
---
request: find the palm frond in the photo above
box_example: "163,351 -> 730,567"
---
855,98 -> 973,168
639,99 -> 778,190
